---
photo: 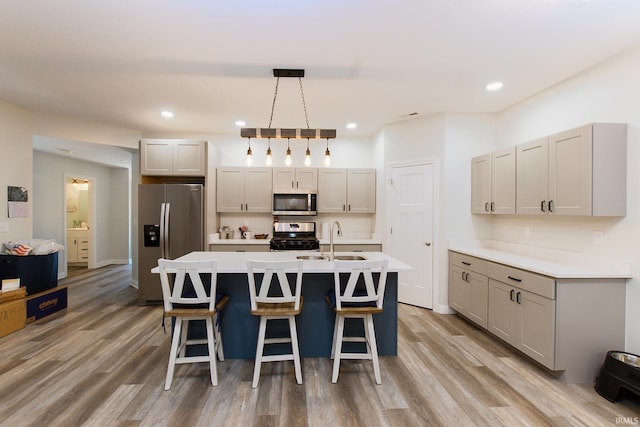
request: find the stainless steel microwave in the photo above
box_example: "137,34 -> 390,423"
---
272,193 -> 317,216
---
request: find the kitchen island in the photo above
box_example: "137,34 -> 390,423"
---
155,251 -> 412,359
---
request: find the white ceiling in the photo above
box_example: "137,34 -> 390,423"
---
3,0 -> 640,167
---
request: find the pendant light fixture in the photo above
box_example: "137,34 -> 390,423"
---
241,69 -> 336,166
246,138 -> 253,166
324,138 -> 331,167
285,138 -> 292,167
266,138 -> 273,166
304,138 -> 311,167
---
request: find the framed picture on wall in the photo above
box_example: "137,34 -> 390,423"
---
8,186 -> 28,218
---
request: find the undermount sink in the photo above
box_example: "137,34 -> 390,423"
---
296,255 -> 328,261
295,254 -> 367,261
334,255 -> 367,261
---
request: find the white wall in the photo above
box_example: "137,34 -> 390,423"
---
378,113 -> 497,311
0,100 -> 138,279
0,100 -> 34,242
33,151 -> 130,275
494,46 -> 640,353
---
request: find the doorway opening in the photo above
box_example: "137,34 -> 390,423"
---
65,175 -> 95,274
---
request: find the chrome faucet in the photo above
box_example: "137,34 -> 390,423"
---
329,221 -> 342,261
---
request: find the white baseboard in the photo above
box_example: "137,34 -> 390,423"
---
94,259 -> 130,268
434,304 -> 455,315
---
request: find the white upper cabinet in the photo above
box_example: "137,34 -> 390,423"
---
216,167 -> 272,213
471,154 -> 491,214
317,169 -> 347,213
347,169 -> 376,214
516,123 -> 627,216
317,168 -> 376,214
140,139 -> 206,176
272,168 -> 318,192
471,148 -> 516,214
516,137 -> 549,215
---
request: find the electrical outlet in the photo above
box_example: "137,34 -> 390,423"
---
0,222 -> 9,232
593,231 -> 604,245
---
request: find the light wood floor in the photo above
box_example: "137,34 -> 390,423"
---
0,264 -> 638,426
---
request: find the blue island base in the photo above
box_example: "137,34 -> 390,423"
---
185,272 -> 398,359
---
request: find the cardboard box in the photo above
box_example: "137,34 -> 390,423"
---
26,286 -> 68,323
0,298 -> 26,338
0,287 -> 27,303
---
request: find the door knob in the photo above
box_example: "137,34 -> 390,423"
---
424,242 -> 431,246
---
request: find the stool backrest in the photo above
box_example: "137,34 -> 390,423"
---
157,258 -> 218,312
247,260 -> 303,311
333,259 -> 388,310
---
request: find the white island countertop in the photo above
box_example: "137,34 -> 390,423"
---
209,238 -> 382,245
154,251 -> 412,274
449,240 -> 632,279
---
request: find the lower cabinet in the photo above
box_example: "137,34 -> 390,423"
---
449,265 -> 488,329
448,249 -> 625,383
67,229 -> 89,264
319,243 -> 382,252
488,279 -> 556,369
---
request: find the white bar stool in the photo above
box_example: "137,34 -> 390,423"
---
247,259 -> 304,388
326,259 -> 388,384
158,258 -> 229,390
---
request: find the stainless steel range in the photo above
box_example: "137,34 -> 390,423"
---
270,222 -> 320,251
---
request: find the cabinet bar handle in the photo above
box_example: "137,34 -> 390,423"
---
548,200 -> 554,212
507,275 -> 522,282
465,272 -> 470,282
245,203 -> 248,210
516,292 -> 522,304
484,202 -> 489,212
490,201 -> 495,212
462,261 -> 471,266
462,272 -> 466,281
541,201 -> 546,212
510,289 -> 515,301
343,204 -> 346,211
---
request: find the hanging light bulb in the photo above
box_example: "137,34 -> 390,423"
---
324,138 -> 331,167
246,138 -> 253,166
265,138 -> 272,166
304,138 -> 311,167
285,138 -> 292,167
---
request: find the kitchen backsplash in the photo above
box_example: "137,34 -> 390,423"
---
217,213 -> 376,239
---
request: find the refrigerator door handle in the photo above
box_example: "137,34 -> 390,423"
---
164,202 -> 171,258
160,202 -> 167,259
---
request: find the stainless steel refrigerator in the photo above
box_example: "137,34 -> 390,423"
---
138,183 -> 204,303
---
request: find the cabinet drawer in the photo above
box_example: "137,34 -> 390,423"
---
449,251 -> 487,275
488,263 -> 555,299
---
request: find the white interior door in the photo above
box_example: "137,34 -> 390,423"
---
389,163 -> 434,309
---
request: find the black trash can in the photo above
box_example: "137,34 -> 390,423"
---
595,351 -> 640,402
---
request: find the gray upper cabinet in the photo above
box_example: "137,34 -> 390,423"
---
216,167 -> 272,213
318,168 -> 376,214
272,168 -> 318,192
471,147 -> 516,214
516,123 -> 627,216
140,139 -> 206,176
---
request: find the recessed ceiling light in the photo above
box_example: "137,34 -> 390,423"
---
486,81 -> 504,91
235,120 -> 246,127
346,123 -> 357,129
161,111 -> 174,118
